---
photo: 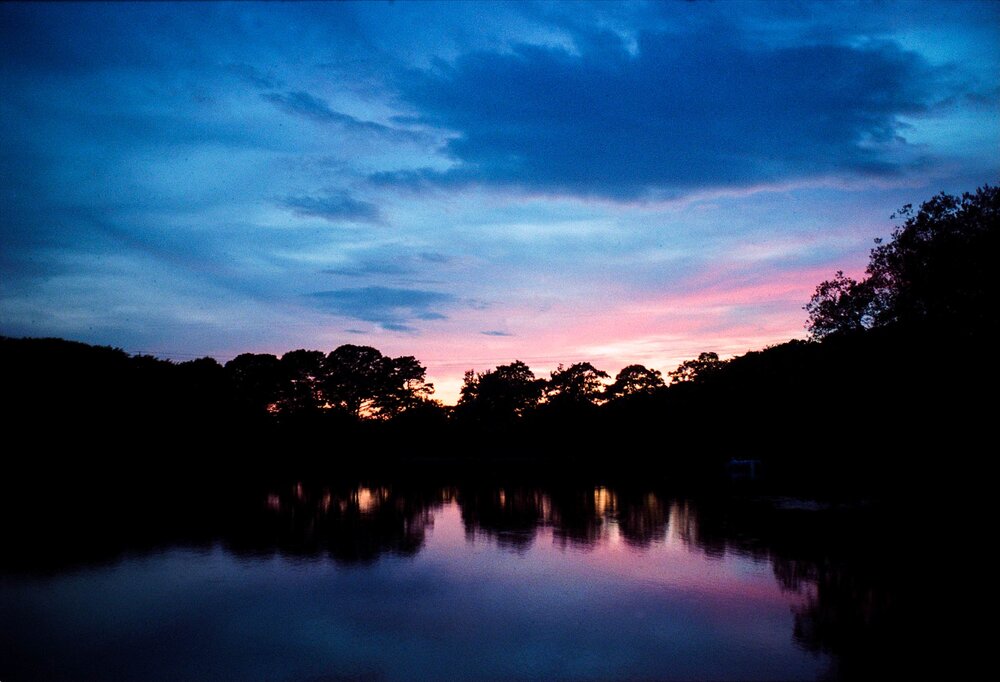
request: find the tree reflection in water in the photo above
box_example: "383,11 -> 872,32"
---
2,478 -> 936,679
228,482 -> 444,564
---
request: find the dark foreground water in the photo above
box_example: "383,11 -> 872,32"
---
0,479 -> 969,680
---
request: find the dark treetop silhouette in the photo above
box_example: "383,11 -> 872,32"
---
1,184 -> 997,488
805,184 -> 999,339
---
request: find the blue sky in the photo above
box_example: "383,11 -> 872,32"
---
2,1 -> 997,402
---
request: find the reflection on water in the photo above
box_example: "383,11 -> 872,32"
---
0,479 -> 935,680
230,482 -> 440,564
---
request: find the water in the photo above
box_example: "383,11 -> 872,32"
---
0,481 -> 910,680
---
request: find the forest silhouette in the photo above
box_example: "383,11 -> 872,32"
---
2,185 -> 997,490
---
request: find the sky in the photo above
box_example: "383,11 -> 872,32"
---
2,1 -> 998,404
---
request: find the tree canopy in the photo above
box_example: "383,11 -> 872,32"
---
806,185 -> 999,339
668,352 -> 727,385
456,360 -> 544,422
605,364 -> 665,400
544,362 -> 609,406
222,344 -> 435,420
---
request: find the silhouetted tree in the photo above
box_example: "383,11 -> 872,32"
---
804,271 -> 879,339
544,362 -> 609,406
806,184 -> 999,339
456,360 -> 544,422
176,356 -> 228,417
225,353 -> 283,416
605,364 -> 665,400
277,349 -> 326,414
668,352 -> 727,384
321,345 -> 434,420
872,185 -> 998,332
322,345 -> 388,418
372,355 -> 435,418
177,356 -> 225,381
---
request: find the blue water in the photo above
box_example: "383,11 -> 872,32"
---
1,487 -> 829,680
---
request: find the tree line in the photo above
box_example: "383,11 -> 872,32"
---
1,184 -> 996,481
214,342 -> 727,424
0,333 -> 735,428
226,345 -> 434,420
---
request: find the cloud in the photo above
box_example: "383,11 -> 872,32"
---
262,90 -> 401,137
306,286 -> 454,331
283,193 -> 382,223
481,330 -> 513,337
419,252 -> 451,264
319,251 -> 454,279
386,29 -> 956,199
263,90 -> 351,123
322,262 -> 412,278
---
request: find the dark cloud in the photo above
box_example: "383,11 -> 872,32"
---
306,286 -> 454,331
319,252 -> 454,281
386,29 -> 954,199
263,90 -> 399,137
283,193 -> 382,223
263,91 -> 356,124
419,252 -> 451,264
321,261 -> 412,277
480,330 -> 513,337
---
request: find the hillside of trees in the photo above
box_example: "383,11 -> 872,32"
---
2,185 -> 996,489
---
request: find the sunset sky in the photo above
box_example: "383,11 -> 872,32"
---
2,1 -> 998,403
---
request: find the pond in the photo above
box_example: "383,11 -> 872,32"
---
0,480 -> 916,680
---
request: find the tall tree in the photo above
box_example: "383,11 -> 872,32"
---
605,364 -> 665,400
323,345 -> 389,418
806,185 -> 999,339
544,362 -> 609,406
322,345 -> 434,419
374,355 -> 435,418
457,360 -> 544,421
804,271 -> 879,339
668,352 -> 727,385
225,353 -> 283,416
277,349 -> 326,414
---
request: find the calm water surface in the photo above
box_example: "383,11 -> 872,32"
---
2,482 -> 885,680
